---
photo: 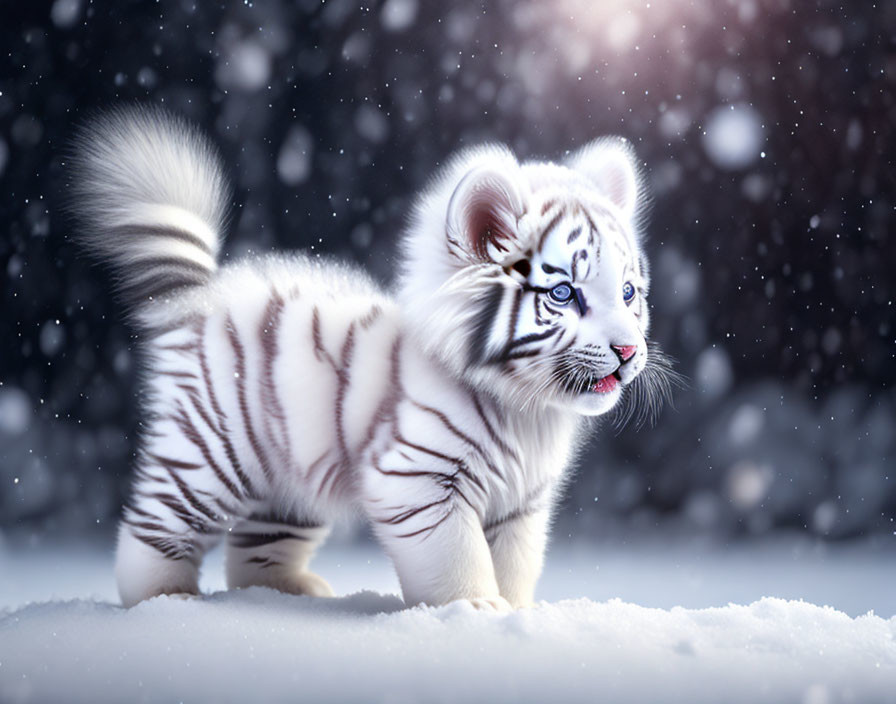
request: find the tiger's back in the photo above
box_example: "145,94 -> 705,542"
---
144,256 -> 401,515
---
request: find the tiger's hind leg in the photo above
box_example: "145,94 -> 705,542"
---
116,460 -> 241,608
115,400 -> 258,607
116,520 -> 212,607
226,512 -> 334,597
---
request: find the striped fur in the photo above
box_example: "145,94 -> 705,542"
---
68,106 -> 227,329
70,108 -> 671,609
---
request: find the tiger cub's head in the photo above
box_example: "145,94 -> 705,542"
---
402,138 -> 668,419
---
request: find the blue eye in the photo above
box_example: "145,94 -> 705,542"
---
548,283 -> 574,304
622,281 -> 636,304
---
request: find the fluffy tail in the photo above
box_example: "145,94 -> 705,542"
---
69,106 -> 228,321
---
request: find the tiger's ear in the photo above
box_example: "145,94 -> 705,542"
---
446,158 -> 526,263
568,138 -> 639,219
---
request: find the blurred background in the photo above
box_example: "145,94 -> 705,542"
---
1,0 -> 894,547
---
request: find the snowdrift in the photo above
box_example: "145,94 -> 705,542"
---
1,589 -> 894,704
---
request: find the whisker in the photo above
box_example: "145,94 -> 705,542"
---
611,342 -> 686,432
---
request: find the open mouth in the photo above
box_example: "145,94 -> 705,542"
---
591,370 -> 621,394
561,368 -> 622,396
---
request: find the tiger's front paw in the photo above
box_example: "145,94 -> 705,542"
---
264,570 -> 334,598
509,598 -> 536,609
289,571 -> 335,598
467,595 -> 514,612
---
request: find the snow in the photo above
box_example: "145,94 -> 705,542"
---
380,0 -> 418,32
1,539 -> 894,703
49,0 -> 82,29
0,387 -> 31,436
350,222 -> 375,249
727,460 -> 774,511
215,39 -> 272,93
2,592 -> 893,704
355,104 -> 390,144
658,106 -> 692,139
694,346 -> 733,399
276,125 -> 314,186
728,403 -> 764,446
606,13 -> 641,52
38,321 -> 64,358
810,25 -> 844,58
341,32 -> 371,64
135,66 -> 158,90
701,104 -> 765,170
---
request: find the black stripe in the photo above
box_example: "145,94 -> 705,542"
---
483,507 -> 536,535
123,502 -> 161,522
372,453 -> 454,482
145,453 -> 203,471
110,223 -> 214,256
376,497 -> 452,526
246,511 -> 324,529
583,209 -> 600,249
538,209 -> 566,250
505,348 -> 542,361
150,490 -> 207,530
244,557 -> 281,568
226,315 -> 275,484
483,484 -> 550,535
172,404 -> 245,501
396,435 -> 486,494
157,369 -> 198,379
359,337 -> 403,458
394,510 -> 453,540
229,531 -> 311,549
483,326 -> 560,365
508,327 -> 559,350
144,314 -> 202,340
131,531 -> 197,561
159,462 -> 221,524
468,282 -> 505,365
197,323 -> 258,498
122,517 -> 171,534
359,304 -> 382,329
130,256 -> 213,278
171,402 -> 244,501
120,272 -> 208,303
308,312 -> 356,498
470,392 -> 519,465
571,249 -> 588,283
334,322 -> 356,461
567,225 -> 583,244
311,307 -> 333,365
156,340 -> 199,353
540,262 -> 569,277
507,286 -> 522,346
410,400 -> 506,485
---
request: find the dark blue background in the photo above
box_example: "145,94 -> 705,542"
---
1,0 -> 893,541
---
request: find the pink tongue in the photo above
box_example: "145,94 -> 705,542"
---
592,375 -> 618,393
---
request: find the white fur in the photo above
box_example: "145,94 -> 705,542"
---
71,109 -> 654,609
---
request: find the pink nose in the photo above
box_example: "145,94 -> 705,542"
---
612,344 -> 638,362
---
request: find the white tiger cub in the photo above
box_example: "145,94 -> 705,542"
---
70,106 -> 665,610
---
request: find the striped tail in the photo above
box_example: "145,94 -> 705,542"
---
68,105 -> 228,322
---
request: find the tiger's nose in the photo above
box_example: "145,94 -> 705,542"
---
611,344 -> 638,363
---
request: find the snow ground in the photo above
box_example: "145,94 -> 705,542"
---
1,537 -> 894,703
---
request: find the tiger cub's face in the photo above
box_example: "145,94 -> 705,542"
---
503,186 -> 649,416
426,138 -> 652,417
